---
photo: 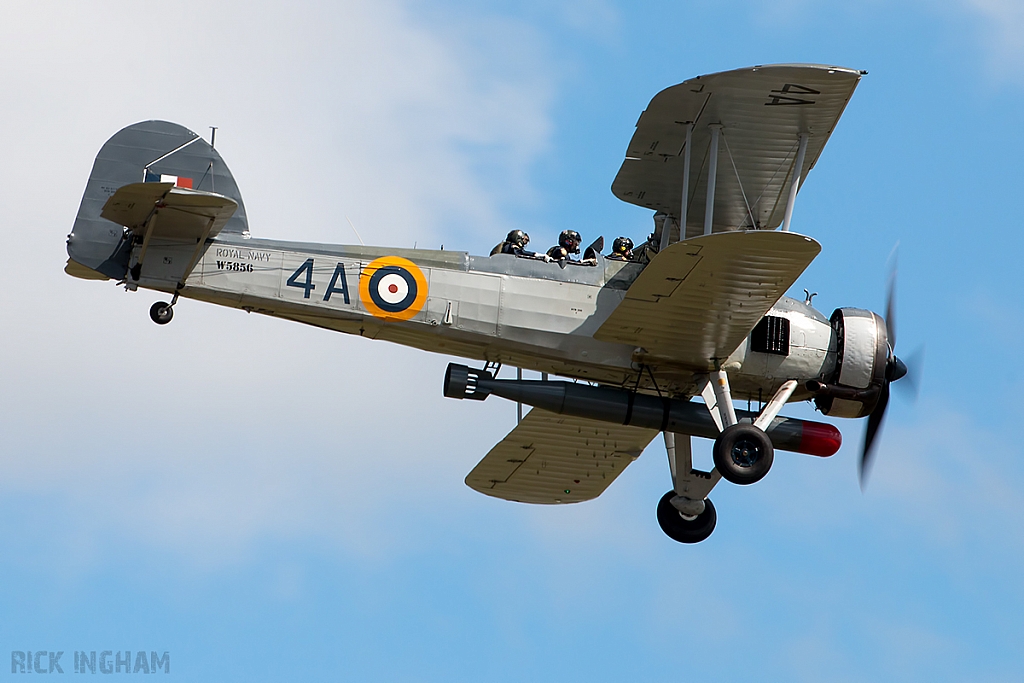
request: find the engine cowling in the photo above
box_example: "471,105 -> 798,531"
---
813,308 -> 888,418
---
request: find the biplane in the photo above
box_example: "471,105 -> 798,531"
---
66,64 -> 908,543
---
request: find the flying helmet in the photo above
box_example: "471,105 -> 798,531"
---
612,237 -> 633,255
506,229 -> 529,248
558,229 -> 582,254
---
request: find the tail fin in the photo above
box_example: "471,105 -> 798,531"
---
67,121 -> 249,280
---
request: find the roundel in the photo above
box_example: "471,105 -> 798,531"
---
359,256 -> 428,321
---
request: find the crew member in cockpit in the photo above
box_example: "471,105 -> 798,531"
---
491,229 -> 533,256
547,230 -> 582,262
607,237 -> 633,261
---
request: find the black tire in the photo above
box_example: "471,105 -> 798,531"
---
656,491 -> 716,544
149,302 -> 173,325
713,423 -> 774,485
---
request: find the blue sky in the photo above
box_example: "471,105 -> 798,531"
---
1,0 -> 1023,680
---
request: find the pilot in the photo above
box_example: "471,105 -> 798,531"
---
547,229 -> 582,262
491,229 -> 533,257
607,237 -> 634,261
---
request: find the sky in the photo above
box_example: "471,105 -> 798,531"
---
1,0 -> 1023,680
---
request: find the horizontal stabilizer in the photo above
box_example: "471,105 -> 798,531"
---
101,182 -> 238,243
64,258 -> 109,281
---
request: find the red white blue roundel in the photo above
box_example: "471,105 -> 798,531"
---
369,266 -> 417,312
359,256 -> 428,321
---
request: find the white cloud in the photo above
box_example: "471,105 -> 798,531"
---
0,0 -> 558,568
0,0 -> 555,246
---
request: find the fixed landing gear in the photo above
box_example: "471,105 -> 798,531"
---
657,492 -> 716,544
702,372 -> 796,486
655,374 -> 799,543
713,424 -> 774,485
659,432 -> 720,543
149,292 -> 179,325
149,302 -> 173,324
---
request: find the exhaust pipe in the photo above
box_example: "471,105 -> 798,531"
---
805,380 -> 880,403
444,364 -> 841,457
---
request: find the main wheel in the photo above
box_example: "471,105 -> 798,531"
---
713,423 -> 774,485
149,302 -> 173,325
656,491 -> 716,544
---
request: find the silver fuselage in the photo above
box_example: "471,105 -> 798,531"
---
131,234 -> 836,402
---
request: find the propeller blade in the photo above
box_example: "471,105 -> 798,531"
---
885,259 -> 897,350
860,245 -> 910,490
892,345 -> 925,401
859,383 -> 890,489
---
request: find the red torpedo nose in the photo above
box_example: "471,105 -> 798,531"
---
798,421 -> 843,457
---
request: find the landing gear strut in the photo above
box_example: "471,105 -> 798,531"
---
657,491 -> 716,544
702,373 -> 798,486
659,432 -> 721,544
655,373 -> 801,543
149,292 -> 178,325
713,423 -> 774,485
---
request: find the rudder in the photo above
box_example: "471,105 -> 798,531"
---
67,121 -> 249,280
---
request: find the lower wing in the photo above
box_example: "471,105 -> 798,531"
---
466,409 -> 658,504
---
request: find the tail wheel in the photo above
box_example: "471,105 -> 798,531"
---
656,492 -> 716,544
149,302 -> 173,325
713,424 -> 774,485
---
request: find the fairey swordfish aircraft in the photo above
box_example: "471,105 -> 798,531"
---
66,64 -> 910,544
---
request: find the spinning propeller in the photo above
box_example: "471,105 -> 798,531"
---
859,261 -> 921,488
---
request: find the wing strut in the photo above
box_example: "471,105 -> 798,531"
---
663,122 -> 694,251
680,123 -> 692,242
704,124 -> 722,236
131,211 -> 160,280
516,367 -> 523,424
178,215 -> 218,290
781,133 -> 809,232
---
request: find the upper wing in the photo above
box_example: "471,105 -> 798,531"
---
594,230 -> 820,369
612,64 -> 862,237
101,182 -> 238,243
466,409 -> 658,504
